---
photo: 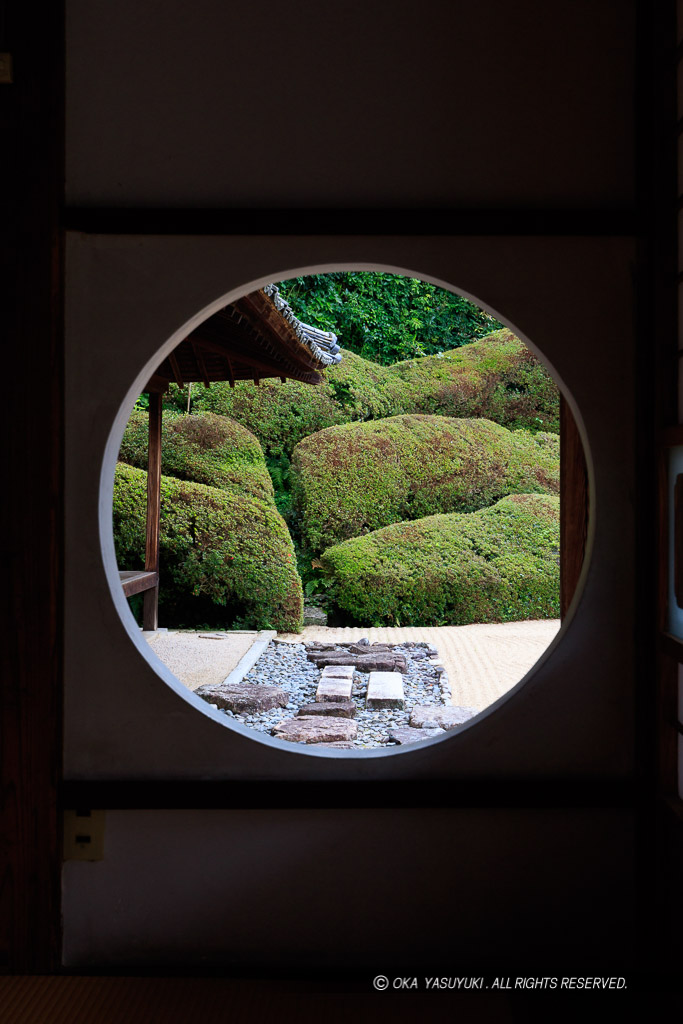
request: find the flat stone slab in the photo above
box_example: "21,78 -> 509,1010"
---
410,705 -> 479,730
345,643 -> 393,655
320,664 -> 355,680
366,671 -> 405,710
297,700 -> 356,719
272,716 -> 358,744
307,651 -> 357,666
316,676 -> 353,702
195,682 -> 287,714
357,653 -> 407,673
307,651 -> 408,673
314,742 -> 356,749
387,726 -> 446,745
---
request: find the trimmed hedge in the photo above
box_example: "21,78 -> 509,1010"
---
113,463 -> 303,631
291,415 -> 559,553
174,330 -> 559,460
119,410 -> 274,503
319,493 -> 560,626
384,329 -> 559,431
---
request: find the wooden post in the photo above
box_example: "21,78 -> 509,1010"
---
143,392 -> 162,630
560,395 -> 589,618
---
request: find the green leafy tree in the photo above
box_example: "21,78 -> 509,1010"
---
278,271 -> 503,365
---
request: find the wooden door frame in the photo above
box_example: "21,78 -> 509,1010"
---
3,0 -> 676,977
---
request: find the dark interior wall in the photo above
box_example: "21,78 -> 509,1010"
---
66,0 -> 635,210
14,0 -> 667,974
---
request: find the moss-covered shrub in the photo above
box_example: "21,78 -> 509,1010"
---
291,415 -> 559,553
175,330 -> 559,459
384,330 -> 560,432
118,410 -> 274,503
319,493 -> 560,626
113,463 -> 303,631
178,378 -> 346,460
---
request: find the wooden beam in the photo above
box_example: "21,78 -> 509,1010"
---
560,396 -> 589,618
190,341 -> 210,387
143,393 -> 162,630
168,351 -> 184,388
190,333 -> 300,379
145,373 -> 170,394
119,570 -> 159,598
197,310 -> 320,375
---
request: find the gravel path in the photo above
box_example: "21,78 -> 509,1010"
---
276,620 -> 561,711
145,620 -> 561,713
215,639 -> 452,749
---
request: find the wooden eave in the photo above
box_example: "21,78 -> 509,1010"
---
146,287 -> 326,390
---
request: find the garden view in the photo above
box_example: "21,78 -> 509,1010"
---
114,271 -> 561,636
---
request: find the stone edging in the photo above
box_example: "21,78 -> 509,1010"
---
219,630 -> 278,686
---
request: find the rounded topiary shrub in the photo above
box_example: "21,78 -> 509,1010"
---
118,410 -> 275,503
172,331 -> 559,459
291,414 -> 559,554
319,493 -> 560,627
383,329 -> 559,432
113,463 -> 303,631
175,376 -> 346,461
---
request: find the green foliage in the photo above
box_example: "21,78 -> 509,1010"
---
113,463 -> 303,631
319,494 -> 560,627
277,272 -> 504,365
291,414 -> 559,554
173,331 -> 559,470
383,330 -> 560,432
118,410 -> 274,503
170,376 -> 345,460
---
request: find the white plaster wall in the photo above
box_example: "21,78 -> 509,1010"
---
64,232 -> 635,781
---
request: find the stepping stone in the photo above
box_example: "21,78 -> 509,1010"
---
194,683 -> 287,714
366,671 -> 405,710
307,650 -> 408,672
314,742 -> 356,749
272,716 -> 358,744
320,664 -> 354,680
307,651 -> 357,666
298,700 -> 356,719
345,643 -> 393,655
410,705 -> 479,730
316,675 -> 353,702
386,726 -> 446,745
357,652 -> 407,673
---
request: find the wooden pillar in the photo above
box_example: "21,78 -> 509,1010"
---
1,0 -> 65,972
143,392 -> 162,630
560,394 -> 589,618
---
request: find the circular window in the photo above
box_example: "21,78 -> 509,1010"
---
107,268 -> 587,756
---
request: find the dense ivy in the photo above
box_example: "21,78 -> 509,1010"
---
319,494 -> 560,627
277,272 -> 504,365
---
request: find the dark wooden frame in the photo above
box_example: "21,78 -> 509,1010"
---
3,0 -> 680,979
560,398 -> 589,619
1,0 -> 65,973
